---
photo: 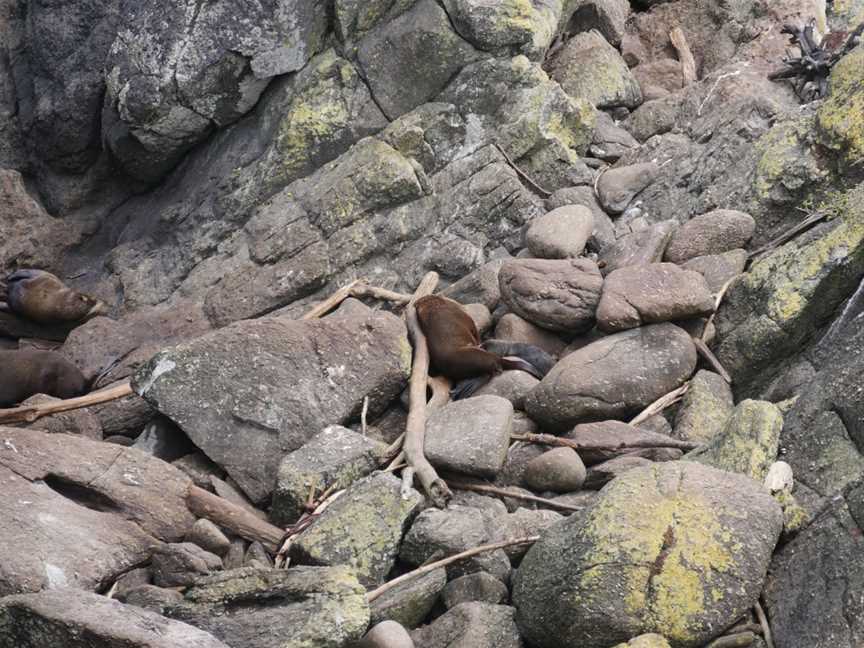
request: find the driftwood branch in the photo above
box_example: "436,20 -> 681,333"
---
366,535 -> 540,603
0,381 -> 134,424
186,485 -> 284,553
404,272 -> 452,507
447,479 -> 583,512
670,27 -> 698,84
748,210 -> 827,263
628,383 -> 690,427
511,431 -> 700,452
301,280 -> 414,320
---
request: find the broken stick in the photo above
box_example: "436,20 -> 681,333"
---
300,279 -> 414,320
446,479 -> 583,513
628,382 -> 690,427
187,485 -> 284,553
0,380 -> 134,425
512,431 -> 700,452
670,27 -> 698,84
366,535 -> 540,603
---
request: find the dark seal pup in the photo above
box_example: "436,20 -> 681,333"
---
0,269 -> 107,324
0,349 -> 87,407
414,295 -> 550,398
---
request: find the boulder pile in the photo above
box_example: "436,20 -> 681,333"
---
1,0 -> 863,646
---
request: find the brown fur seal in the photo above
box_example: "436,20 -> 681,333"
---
414,295 -> 545,396
0,349 -> 87,407
0,269 -> 106,324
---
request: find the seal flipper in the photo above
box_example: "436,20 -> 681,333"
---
500,356 -> 544,380
450,375 -> 492,400
5,269 -> 43,284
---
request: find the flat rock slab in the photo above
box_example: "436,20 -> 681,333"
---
133,311 -> 410,503
166,566 -> 369,648
272,425 -> 386,525
526,323 -> 697,431
664,210 -> 756,264
0,589 -> 228,648
410,602 -> 522,648
425,395 -> 513,478
0,426 -> 194,541
290,473 -> 423,587
513,461 -> 783,648
596,262 -> 715,332
499,258 -> 603,333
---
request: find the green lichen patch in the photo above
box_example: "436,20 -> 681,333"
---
817,45 -> 864,168
753,115 -> 827,204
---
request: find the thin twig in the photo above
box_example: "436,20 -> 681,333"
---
493,143 -> 551,198
360,397 -> 369,436
670,27 -> 698,84
748,210 -> 827,263
694,338 -> 732,384
511,431 -> 700,452
628,383 -> 690,426
301,279 -> 362,320
447,480 -> 583,512
755,599 -> 775,648
351,284 -> 412,304
366,536 -> 540,602
702,276 -> 737,344
0,381 -> 134,424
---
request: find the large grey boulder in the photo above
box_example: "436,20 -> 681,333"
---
166,567 -> 369,648
441,0 -> 561,59
356,0 -> 484,119
410,603 -> 522,648
425,395 -> 514,478
664,210 -> 756,263
272,425 -> 385,525
103,0 -> 329,182
0,589 -> 229,648
133,311 -> 410,503
370,568 -> 447,629
499,258 -> 603,333
596,263 -> 715,332
549,29 -> 641,109
526,323 -> 696,431
513,462 -> 783,648
290,473 -> 423,587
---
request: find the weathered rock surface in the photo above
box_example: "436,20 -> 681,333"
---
596,263 -> 715,332
187,519 -> 231,557
272,425 -> 385,525
499,257 -> 603,332
133,311 -> 410,502
494,313 -> 567,356
370,567 -> 447,629
425,396 -> 513,478
400,507 -> 511,582
525,205 -> 594,259
151,543 -> 223,588
597,162 -> 659,214
546,185 -> 617,252
664,210 -> 756,264
566,420 -> 686,466
549,30 -> 641,109
583,454 -> 654,489
599,220 -> 676,275
673,370 -> 734,443
513,462 -> 783,648
290,473 -> 423,587
687,399 -> 782,481
473,371 -> 539,410
681,249 -> 748,293
410,602 -> 522,648
0,589 -> 229,648
442,573 -> 509,609
523,447 -> 586,492
166,567 -> 369,648
357,620 -> 416,648
526,323 -> 697,431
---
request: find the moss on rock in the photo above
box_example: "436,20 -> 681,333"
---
817,45 -> 864,168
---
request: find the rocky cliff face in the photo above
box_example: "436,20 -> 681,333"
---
2,0 -> 864,646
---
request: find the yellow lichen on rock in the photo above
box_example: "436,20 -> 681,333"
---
817,45 -> 864,167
